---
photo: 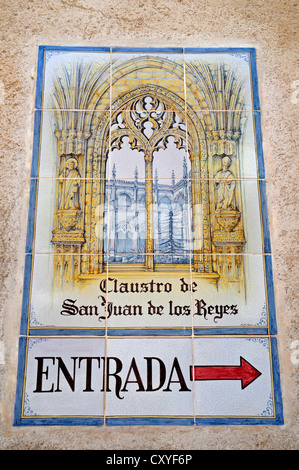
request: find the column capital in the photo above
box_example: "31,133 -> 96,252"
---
144,151 -> 153,163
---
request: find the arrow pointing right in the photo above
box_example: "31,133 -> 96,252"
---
190,356 -> 262,389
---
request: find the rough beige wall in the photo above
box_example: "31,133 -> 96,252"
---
0,0 -> 298,450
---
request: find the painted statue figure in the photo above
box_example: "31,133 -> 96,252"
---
214,156 -> 237,211
58,157 -> 81,210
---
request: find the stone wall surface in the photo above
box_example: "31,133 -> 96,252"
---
0,0 -> 298,450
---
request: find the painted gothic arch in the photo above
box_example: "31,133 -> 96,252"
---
51,56 -> 246,286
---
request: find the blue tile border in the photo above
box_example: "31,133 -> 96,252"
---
13,336 -> 27,425
28,328 -> 106,336
25,178 -> 38,254
112,47 -> 184,53
19,255 -> 32,336
29,111 -> 42,179
193,327 -> 269,336
25,327 -> 271,337
265,255 -> 277,335
14,417 -> 105,426
259,179 -> 272,254
270,336 -> 284,424
26,326 -> 271,338
34,49 -> 45,110
183,47 -> 257,54
254,111 -> 266,179
107,328 -> 192,336
105,417 -> 194,426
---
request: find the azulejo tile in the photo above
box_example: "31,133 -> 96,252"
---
36,47 -> 111,110
31,110 -> 111,179
21,254 -> 108,335
192,336 -> 282,423
14,336 -> 106,425
209,178 -> 270,255
26,177 -> 109,255
185,110 -> 263,179
183,49 -> 259,112
105,178 -> 193,259
105,254 -> 193,335
104,337 -> 194,424
192,254 -> 275,334
107,109 -> 189,180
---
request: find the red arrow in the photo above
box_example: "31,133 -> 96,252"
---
190,357 -> 262,389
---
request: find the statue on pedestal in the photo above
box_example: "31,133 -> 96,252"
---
58,157 -> 81,210
214,155 -> 236,211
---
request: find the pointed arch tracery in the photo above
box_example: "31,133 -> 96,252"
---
88,85 -> 211,273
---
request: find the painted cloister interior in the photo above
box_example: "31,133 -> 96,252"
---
13,47 -> 283,427
48,51 -> 249,288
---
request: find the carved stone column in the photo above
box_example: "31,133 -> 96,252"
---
144,151 -> 154,271
197,137 -> 213,274
209,149 -> 246,289
97,174 -> 107,273
190,154 -> 203,272
51,156 -> 85,252
51,128 -> 90,286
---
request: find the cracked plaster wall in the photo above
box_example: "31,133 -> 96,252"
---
0,0 -> 298,450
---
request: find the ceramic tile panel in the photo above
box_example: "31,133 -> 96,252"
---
14,46 -> 283,427
108,110 -> 189,180
208,178 -> 271,255
28,177 -> 109,255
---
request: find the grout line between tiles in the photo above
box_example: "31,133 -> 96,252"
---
30,176 -> 269,180
183,49 -> 196,426
103,46 -> 113,427
25,252 -> 273,256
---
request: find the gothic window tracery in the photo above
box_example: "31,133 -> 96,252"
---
104,94 -> 193,268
